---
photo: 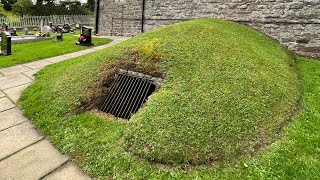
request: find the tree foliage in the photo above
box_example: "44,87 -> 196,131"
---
12,0 -> 32,16
1,0 -> 16,11
10,0 -> 93,15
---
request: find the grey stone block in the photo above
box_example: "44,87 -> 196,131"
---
0,108 -> 28,131
45,56 -> 70,63
0,74 -> 33,90
0,140 -> 69,180
0,65 -> 32,76
23,60 -> 53,70
0,121 -> 43,160
3,83 -> 31,103
0,91 -> 5,98
0,97 -> 15,112
44,161 -> 91,180
22,69 -> 42,80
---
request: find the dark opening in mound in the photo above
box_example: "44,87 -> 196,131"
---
99,69 -> 162,119
81,55 -> 166,119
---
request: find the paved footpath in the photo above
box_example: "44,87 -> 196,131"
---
0,36 -> 129,180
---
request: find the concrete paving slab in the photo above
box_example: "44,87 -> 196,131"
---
0,97 -> 15,112
0,65 -> 32,76
3,83 -> 31,103
62,52 -> 84,58
22,69 -> 42,80
0,140 -> 69,180
23,60 -> 52,70
0,74 -> 33,90
0,90 -> 4,98
0,108 -> 28,131
0,121 -> 43,160
91,46 -> 107,50
78,48 -> 97,54
45,56 -> 70,63
44,161 -> 91,180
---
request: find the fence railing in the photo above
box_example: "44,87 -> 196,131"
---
0,15 -> 94,28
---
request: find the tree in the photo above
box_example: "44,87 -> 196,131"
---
1,0 -> 16,11
0,4 -> 6,16
12,0 -> 32,16
86,0 -> 94,12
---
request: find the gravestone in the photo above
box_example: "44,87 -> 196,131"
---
42,26 -> 53,35
1,32 -> 12,56
49,22 -> 53,29
75,22 -> 81,30
62,24 -> 70,33
2,23 -> 8,31
22,28 -> 28,36
40,18 -> 44,32
70,27 -> 75,34
53,27 -> 63,42
10,28 -> 17,36
76,27 -> 93,46
51,25 -> 57,32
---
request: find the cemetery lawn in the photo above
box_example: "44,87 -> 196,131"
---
20,19 -> 320,179
0,34 -> 112,67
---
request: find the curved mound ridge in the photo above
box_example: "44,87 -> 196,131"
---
125,19 -> 300,165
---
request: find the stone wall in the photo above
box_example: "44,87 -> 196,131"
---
97,0 -> 320,58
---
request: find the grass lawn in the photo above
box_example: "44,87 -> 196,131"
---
20,19 -> 320,179
0,33 -> 111,67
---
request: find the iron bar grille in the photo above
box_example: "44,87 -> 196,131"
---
99,69 -> 162,120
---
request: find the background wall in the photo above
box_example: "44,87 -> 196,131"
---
97,0 -> 320,58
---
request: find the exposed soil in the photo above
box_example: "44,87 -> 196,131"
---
81,48 -> 166,113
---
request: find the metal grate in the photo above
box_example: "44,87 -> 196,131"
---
99,69 -> 162,119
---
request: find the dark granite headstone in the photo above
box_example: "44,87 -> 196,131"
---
49,22 -> 53,29
2,23 -> 8,31
53,27 -> 63,42
62,24 -> 70,33
10,28 -> 17,36
76,27 -> 93,46
1,31 -> 12,56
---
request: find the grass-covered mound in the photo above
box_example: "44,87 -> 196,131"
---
125,19 -> 300,165
20,19 -> 307,178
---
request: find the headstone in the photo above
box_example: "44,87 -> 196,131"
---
76,27 -> 93,46
2,23 -> 8,31
51,25 -> 57,32
22,28 -> 28,36
40,18 -> 44,32
10,28 -> 17,36
62,24 -> 70,33
53,27 -> 63,42
49,22 -> 53,29
1,32 -> 12,56
42,25 -> 53,35
70,28 -> 75,34
75,22 -> 81,30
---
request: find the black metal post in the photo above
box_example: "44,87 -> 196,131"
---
141,0 -> 146,33
95,0 -> 100,33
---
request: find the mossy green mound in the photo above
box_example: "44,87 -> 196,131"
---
125,19 -> 300,165
20,19 -> 301,171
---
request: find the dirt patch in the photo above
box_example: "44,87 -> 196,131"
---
81,47 -> 166,113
